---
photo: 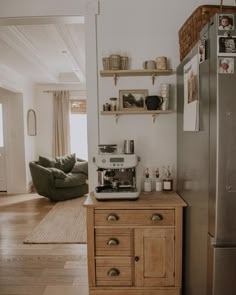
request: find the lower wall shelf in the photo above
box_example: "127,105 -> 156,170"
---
100,110 -> 174,123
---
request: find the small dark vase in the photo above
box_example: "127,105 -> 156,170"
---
145,95 -> 163,110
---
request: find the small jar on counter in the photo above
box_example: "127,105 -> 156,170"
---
109,97 -> 117,111
144,168 -> 152,192
162,166 -> 173,191
154,168 -> 162,192
103,103 -> 111,111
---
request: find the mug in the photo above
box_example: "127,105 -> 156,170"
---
145,95 -> 163,110
143,60 -> 156,70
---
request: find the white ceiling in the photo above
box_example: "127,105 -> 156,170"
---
0,21 -> 85,85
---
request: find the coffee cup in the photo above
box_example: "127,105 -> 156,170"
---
143,60 -> 156,70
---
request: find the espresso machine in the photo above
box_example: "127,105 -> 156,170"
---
94,153 -> 140,200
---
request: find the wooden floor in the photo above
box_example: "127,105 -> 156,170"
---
0,193 -> 89,295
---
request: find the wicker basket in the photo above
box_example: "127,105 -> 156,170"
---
179,5 -> 236,61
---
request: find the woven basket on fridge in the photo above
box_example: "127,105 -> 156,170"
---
178,4 -> 236,61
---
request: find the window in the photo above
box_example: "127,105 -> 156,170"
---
70,99 -> 88,160
0,104 -> 4,147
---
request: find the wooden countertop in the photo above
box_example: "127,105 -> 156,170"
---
83,191 -> 187,209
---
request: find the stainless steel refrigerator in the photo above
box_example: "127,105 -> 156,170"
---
177,14 -> 236,295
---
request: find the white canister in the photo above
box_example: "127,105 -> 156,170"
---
161,98 -> 169,110
160,83 -> 170,90
160,90 -> 169,98
144,179 -> 152,192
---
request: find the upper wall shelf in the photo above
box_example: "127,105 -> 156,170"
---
100,69 -> 174,86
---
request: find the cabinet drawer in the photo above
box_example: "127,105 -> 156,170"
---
95,228 -> 132,256
95,209 -> 174,226
95,257 -> 132,286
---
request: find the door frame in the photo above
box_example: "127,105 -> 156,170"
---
0,97 -> 8,191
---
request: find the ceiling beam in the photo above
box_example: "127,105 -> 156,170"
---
0,26 -> 58,83
55,24 -> 85,83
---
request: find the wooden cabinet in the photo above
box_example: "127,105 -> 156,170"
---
84,192 -> 187,295
135,228 -> 175,287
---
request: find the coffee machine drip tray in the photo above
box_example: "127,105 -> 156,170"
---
94,187 -> 140,200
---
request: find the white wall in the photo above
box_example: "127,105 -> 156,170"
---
96,0 -> 234,190
0,64 -> 36,192
0,88 -> 28,193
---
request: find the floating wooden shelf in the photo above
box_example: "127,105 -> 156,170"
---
101,110 -> 173,123
100,69 -> 174,85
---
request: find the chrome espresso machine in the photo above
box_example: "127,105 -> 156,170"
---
94,144 -> 140,200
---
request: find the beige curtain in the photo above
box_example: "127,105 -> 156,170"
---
53,91 -> 71,157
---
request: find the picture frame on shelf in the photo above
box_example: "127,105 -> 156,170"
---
119,89 -> 148,111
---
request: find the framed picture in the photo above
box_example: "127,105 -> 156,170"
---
218,57 -> 234,74
218,14 -> 234,31
198,39 -> 207,63
183,55 -> 199,131
27,109 -> 37,136
218,36 -> 236,56
119,89 -> 148,111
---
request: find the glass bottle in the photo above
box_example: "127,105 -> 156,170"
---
154,168 -> 162,192
144,168 -> 152,192
162,166 -> 173,191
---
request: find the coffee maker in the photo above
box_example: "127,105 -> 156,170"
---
94,154 -> 140,200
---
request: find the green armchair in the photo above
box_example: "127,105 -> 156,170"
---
29,154 -> 88,202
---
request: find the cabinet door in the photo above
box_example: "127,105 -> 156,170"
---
135,228 -> 175,287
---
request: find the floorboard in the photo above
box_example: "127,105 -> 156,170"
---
0,193 -> 88,295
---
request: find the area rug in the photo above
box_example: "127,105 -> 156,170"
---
24,196 -> 87,244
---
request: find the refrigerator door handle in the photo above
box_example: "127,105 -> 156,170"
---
210,237 -> 236,248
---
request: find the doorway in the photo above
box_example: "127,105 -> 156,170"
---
70,98 -> 88,160
0,7 -> 99,191
0,16 -> 88,192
